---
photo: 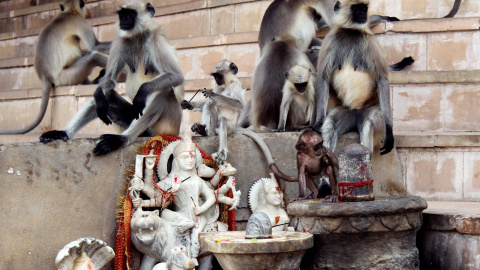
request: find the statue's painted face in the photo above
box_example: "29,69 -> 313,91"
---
265,187 -> 283,206
176,151 -> 196,171
145,156 -> 156,170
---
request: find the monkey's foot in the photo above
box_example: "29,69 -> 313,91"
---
271,128 -> 286,132
191,123 -> 207,136
39,130 -> 69,143
92,69 -> 106,84
290,196 -> 308,202
215,150 -> 227,165
93,134 -> 128,156
294,125 -> 310,131
325,194 -> 339,203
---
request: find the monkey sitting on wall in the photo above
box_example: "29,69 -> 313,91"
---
251,33 -> 316,132
40,0 -> 184,156
0,0 -> 110,135
276,64 -> 316,132
182,60 -> 245,165
272,130 -> 339,202
313,0 -> 394,155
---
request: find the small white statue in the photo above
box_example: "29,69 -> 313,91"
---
55,238 -> 114,270
130,134 -> 240,268
249,173 -> 290,231
152,246 -> 195,270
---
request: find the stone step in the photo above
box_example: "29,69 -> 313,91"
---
0,0 -> 478,36
419,201 -> 480,269
0,17 -> 478,85
1,71 -> 480,138
0,0 -> 203,34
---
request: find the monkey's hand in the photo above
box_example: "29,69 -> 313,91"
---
202,88 -> 215,99
380,125 -> 394,155
131,85 -> 148,119
181,100 -> 193,110
94,87 -> 112,125
39,130 -> 69,143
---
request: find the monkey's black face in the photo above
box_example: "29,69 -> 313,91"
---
351,4 -> 368,24
294,82 -> 308,94
79,0 -> 85,8
211,73 -> 224,86
118,8 -> 137,31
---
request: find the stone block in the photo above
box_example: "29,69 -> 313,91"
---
210,5 -> 234,35
463,152 -> 480,201
0,67 -> 41,91
399,0 -> 438,19
155,10 -> 210,40
177,46 -> 227,81
427,31 -> 480,71
392,85 -> 444,132
234,1 -> 270,33
226,43 -> 260,77
97,23 -> 117,43
377,33 -> 427,71
444,84 -> 480,131
0,139 -> 127,269
405,150 -> 463,200
418,231 -> 480,269
0,96 -> 52,134
50,95 -> 78,130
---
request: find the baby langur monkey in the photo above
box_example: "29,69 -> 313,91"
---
182,60 -> 245,165
0,0 -> 110,134
277,65 -> 316,132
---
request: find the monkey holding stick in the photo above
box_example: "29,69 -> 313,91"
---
272,130 -> 339,202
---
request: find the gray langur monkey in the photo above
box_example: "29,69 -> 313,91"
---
251,33 -> 314,132
182,59 -> 245,165
40,0 -> 184,156
313,0 -> 394,155
0,0 -> 110,135
277,64 -> 315,132
258,0 -> 400,54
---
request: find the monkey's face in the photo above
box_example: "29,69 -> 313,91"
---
211,59 -> 238,86
60,0 -> 86,17
335,0 -> 371,30
117,1 -> 155,35
294,82 -> 309,94
296,131 -> 325,157
351,3 -> 368,24
287,65 -> 312,94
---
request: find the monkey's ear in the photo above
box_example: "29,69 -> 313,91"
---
334,1 -> 340,13
230,63 -> 238,75
146,3 -> 155,17
60,4 -> 65,11
285,72 -> 289,79
295,141 -> 305,152
79,0 -> 85,8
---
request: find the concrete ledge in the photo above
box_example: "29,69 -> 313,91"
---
423,201 -> 480,234
395,132 -> 480,148
418,201 -> 480,269
1,70 -> 480,100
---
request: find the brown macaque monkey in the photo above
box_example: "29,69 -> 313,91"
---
271,130 -> 339,202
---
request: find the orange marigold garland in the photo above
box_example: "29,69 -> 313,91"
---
114,135 -> 236,270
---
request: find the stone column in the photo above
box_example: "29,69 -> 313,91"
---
287,196 -> 427,269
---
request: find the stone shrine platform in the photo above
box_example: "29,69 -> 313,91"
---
419,201 -> 480,269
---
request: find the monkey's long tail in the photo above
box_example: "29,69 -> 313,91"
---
443,0 -> 462,18
234,128 -> 298,182
0,77 -> 52,134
